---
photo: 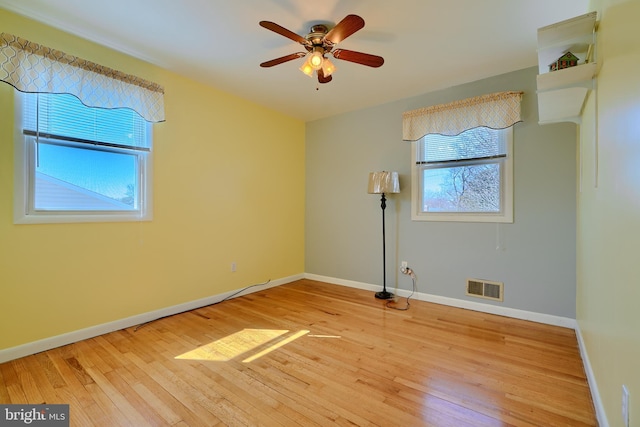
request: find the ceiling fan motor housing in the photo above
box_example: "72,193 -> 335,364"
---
305,25 -> 332,53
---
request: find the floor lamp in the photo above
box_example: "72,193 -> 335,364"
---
368,171 -> 400,300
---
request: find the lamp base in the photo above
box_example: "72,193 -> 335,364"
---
375,291 -> 394,300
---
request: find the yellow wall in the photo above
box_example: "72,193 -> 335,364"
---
579,0 -> 640,425
0,10 -> 305,350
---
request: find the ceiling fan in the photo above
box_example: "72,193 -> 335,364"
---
259,14 -> 384,84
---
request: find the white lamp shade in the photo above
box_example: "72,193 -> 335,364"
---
368,171 -> 400,194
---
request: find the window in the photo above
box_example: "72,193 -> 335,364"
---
412,127 -> 513,222
14,92 -> 153,223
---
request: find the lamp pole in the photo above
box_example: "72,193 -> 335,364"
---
375,192 -> 393,299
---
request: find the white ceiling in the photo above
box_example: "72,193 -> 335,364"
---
0,0 -> 589,122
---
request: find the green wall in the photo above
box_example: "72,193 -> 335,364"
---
305,66 -> 578,318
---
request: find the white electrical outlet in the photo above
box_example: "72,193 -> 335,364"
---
400,261 -> 408,273
231,262 -> 237,272
622,385 -> 629,427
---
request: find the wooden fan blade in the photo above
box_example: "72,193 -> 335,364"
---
317,68 -> 333,84
324,14 -> 365,45
259,21 -> 311,46
332,49 -> 384,68
260,52 -> 306,68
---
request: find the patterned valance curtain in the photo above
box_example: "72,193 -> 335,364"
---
402,91 -> 523,142
0,32 -> 164,122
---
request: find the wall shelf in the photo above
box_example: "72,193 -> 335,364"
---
536,11 -> 597,124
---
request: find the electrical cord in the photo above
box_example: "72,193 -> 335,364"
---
386,268 -> 416,311
133,279 -> 271,331
213,279 -> 271,305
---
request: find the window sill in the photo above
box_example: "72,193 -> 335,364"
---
411,212 -> 513,223
14,211 -> 152,224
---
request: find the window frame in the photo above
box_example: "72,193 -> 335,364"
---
411,127 -> 513,223
13,92 -> 153,224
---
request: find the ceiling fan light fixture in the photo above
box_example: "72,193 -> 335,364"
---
299,57 -> 314,77
321,57 -> 336,77
309,48 -> 324,70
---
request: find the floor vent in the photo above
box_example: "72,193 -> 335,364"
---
466,279 -> 504,302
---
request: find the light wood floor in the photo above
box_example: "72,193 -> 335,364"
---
1,279 -> 596,426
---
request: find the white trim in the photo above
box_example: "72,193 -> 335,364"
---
575,324 -> 609,427
304,274 -> 381,293
305,273 -> 576,328
0,274 -> 303,364
0,273 -> 577,359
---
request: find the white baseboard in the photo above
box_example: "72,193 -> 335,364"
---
0,274 -> 303,364
0,274 -> 589,372
305,273 -> 577,329
304,273 -> 381,293
575,324 -> 609,427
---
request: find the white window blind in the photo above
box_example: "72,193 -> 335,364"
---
418,127 -> 507,165
23,93 -> 149,151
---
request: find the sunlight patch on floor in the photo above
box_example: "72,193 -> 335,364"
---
175,329 -> 311,362
242,329 -> 309,363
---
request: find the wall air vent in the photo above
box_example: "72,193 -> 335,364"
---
466,279 -> 504,302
